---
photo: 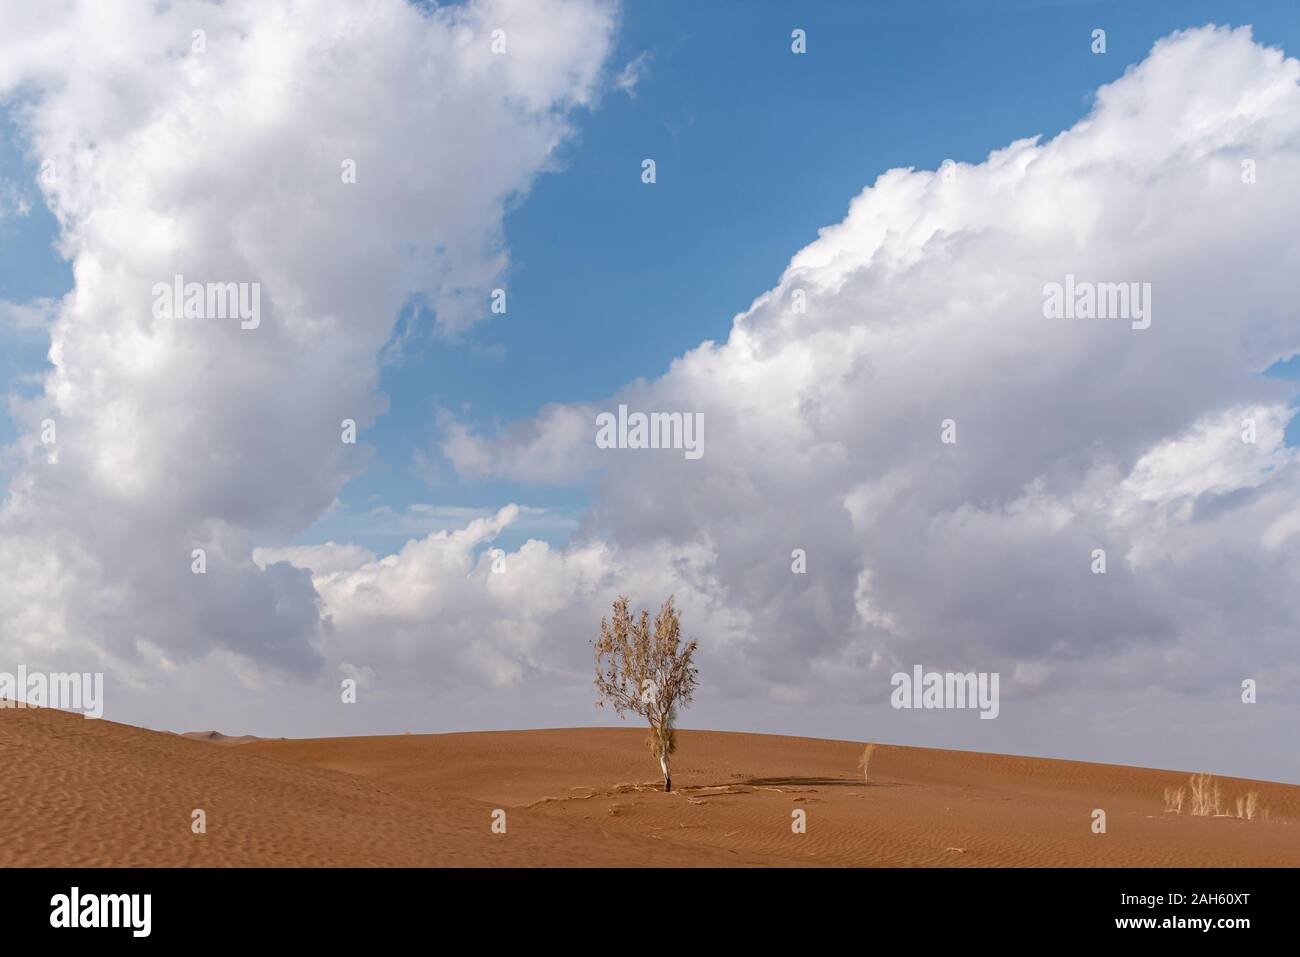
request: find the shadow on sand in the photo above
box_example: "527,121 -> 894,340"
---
735,776 -> 897,788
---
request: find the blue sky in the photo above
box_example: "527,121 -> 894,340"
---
350,0 -> 1300,554
4,0 -> 1299,560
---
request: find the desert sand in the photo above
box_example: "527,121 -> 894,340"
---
2,705 -> 1297,866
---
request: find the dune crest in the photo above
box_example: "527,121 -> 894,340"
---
180,730 -> 264,746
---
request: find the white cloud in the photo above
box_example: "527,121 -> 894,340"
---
424,25 -> 1300,777
253,541 -> 378,579
0,0 -> 617,677
614,51 -> 652,97
443,401 -> 604,482
0,297 -> 57,333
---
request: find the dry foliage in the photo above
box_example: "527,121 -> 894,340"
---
859,742 -> 878,784
1172,774 -> 1267,823
1163,785 -> 1186,814
594,595 -> 699,792
1188,772 -> 1222,817
1244,791 -> 1260,822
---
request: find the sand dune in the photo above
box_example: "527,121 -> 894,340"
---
180,730 -> 265,746
2,707 -> 1297,866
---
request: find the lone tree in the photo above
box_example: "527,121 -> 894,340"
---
594,595 -> 699,792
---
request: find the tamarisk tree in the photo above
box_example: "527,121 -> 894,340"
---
594,595 -> 699,792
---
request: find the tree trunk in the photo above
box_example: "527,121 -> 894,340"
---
659,753 -> 671,792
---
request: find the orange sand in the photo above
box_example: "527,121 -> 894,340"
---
2,707 -> 1297,866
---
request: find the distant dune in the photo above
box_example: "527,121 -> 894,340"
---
2,706 -> 1297,866
180,730 -> 264,746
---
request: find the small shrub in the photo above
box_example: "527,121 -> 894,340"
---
858,742 -> 878,784
1188,772 -> 1218,816
1163,786 -> 1185,814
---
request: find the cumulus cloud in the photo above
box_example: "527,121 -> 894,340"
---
442,401 -> 605,483
0,0 -> 616,676
275,503 -> 753,704
426,26 -> 1300,775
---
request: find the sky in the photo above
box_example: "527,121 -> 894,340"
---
1,0 -> 1299,782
